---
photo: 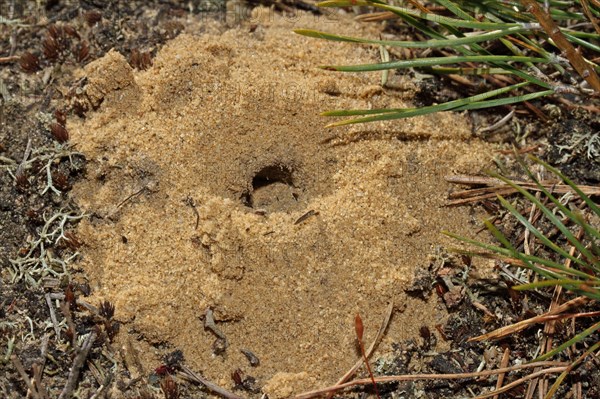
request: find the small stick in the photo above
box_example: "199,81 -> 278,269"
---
477,110 -> 515,134
445,176 -> 600,204
204,308 -> 227,343
35,334 -> 50,399
476,367 -> 568,399
58,330 -> 97,399
497,144 -> 540,155
470,296 -> 590,341
185,197 -> 200,230
520,0 -> 600,92
15,137 -> 32,182
59,301 -> 77,346
45,293 -> 61,340
39,334 -> 49,370
0,55 -> 20,63
48,293 -> 99,314
355,313 -> 381,399
11,355 -> 42,399
294,210 -> 318,225
447,186 -> 515,200
116,186 -> 147,209
32,363 -> 48,399
446,176 -> 600,195
446,188 -> 518,206
179,365 -> 245,399
445,175 -> 509,185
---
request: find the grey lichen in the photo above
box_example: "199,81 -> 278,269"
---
9,208 -> 86,287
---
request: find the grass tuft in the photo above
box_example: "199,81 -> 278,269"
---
445,155 -> 600,396
297,0 -> 600,125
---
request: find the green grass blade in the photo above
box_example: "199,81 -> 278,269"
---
443,231 -> 521,258
393,10 -> 447,39
447,241 -> 591,281
445,226 -> 563,281
316,0 -> 525,29
434,0 -> 474,21
535,320 -> 600,362
491,172 -> 598,266
545,341 -> 600,399
321,55 -> 551,72
514,278 -> 600,290
452,90 -> 554,110
496,195 -> 591,270
562,31 -> 600,53
326,89 -> 553,126
294,26 -> 536,48
523,157 -> 600,265
426,66 -> 511,75
529,156 -> 600,221
482,218 -> 551,275
323,81 -> 529,116
527,166 -> 600,261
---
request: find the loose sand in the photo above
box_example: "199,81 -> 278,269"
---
69,8 -> 494,397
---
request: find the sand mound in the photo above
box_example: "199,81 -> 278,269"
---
69,9 -> 493,396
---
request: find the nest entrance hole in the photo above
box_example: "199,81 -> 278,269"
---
241,164 -> 300,211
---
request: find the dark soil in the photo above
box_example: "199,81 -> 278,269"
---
1,1 -> 599,398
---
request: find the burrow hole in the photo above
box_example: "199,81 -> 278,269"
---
241,164 -> 300,211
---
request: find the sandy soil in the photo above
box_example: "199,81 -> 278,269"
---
68,8 -> 495,397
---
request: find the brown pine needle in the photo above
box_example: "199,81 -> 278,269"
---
355,313 -> 381,399
474,366 -> 568,399
355,11 -> 398,22
581,0 -> 600,36
332,302 -> 393,390
445,175 -> 600,206
469,296 -> 591,341
406,0 -> 430,14
294,362 -> 569,399
492,348 -> 511,399
520,0 -> 600,92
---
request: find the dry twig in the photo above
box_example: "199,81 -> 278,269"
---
59,301 -> 77,346
11,355 -> 43,399
45,293 -> 61,340
179,365 -> 244,399
0,55 -> 20,63
58,330 -> 97,399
